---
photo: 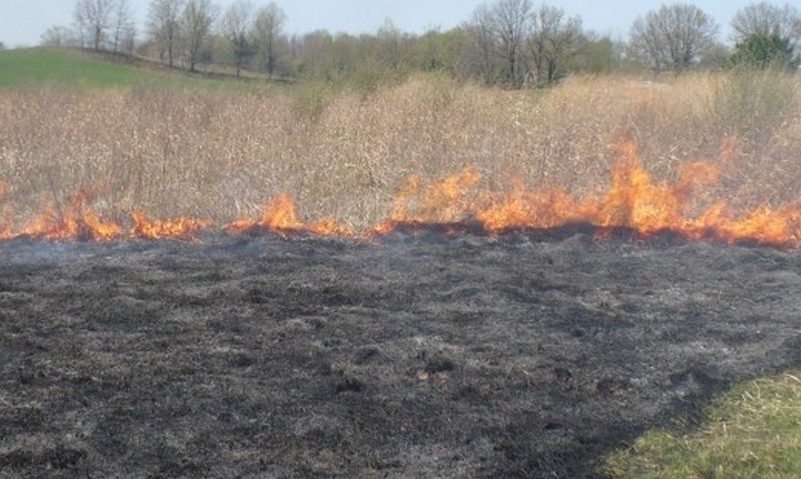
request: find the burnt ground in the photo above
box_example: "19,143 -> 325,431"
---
1,227 -> 801,478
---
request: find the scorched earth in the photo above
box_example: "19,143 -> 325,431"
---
1,228 -> 800,478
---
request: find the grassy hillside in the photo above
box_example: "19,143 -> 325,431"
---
0,48 -> 273,91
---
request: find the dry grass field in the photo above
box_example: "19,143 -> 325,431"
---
1,71 -> 799,233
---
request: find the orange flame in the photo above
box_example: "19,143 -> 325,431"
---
379,140 -> 801,246
15,191 -> 122,242
131,212 -> 212,240
307,217 -> 356,237
374,167 -> 482,234
228,194 -> 354,237
227,194 -> 302,234
0,187 -> 212,242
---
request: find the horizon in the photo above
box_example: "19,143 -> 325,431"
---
0,0 -> 774,48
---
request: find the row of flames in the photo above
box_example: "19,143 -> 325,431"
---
1,141 -> 800,246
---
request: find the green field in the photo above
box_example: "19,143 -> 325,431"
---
0,47 -> 277,91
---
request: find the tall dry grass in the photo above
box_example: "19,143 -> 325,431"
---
0,71 -> 799,228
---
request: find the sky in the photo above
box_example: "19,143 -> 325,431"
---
0,0 -> 765,48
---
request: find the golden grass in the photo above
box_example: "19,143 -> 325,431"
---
0,71 -> 799,228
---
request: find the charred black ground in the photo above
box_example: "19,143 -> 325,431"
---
1,227 -> 801,478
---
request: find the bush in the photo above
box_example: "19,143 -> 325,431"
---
731,34 -> 800,71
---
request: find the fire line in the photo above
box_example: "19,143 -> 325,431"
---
1,141 -> 799,247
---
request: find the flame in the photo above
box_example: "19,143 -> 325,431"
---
228,194 -> 354,237
131,211 -> 212,240
307,217 -> 356,237
372,139 -> 801,246
14,191 -> 122,242
227,194 -> 303,234
0,187 -> 211,242
374,167 -> 482,234
1,139 -> 800,247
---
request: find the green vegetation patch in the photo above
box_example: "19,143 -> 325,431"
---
0,48 -> 272,91
604,372 -> 801,479
0,48 -> 151,89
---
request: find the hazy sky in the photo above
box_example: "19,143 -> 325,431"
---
0,0 -> 764,48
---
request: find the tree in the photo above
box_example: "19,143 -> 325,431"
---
182,0 -> 216,72
74,0 -> 115,51
111,0 -> 136,54
524,4 -> 584,85
252,2 -> 286,78
414,28 -> 468,74
572,35 -> 618,73
221,0 -> 253,78
731,33 -> 800,70
289,30 -> 334,79
376,18 -> 410,72
465,4 -> 498,84
149,0 -> 185,67
0,42 -> 5,51
41,26 -> 78,47
492,0 -> 531,85
731,3 -> 801,47
629,3 -> 719,72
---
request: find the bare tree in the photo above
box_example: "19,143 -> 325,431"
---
492,0 -> 531,85
221,0 -> 253,78
525,5 -> 584,85
732,3 -> 801,48
377,18 -> 410,71
182,0 -> 217,72
111,0 -> 136,54
465,4 -> 497,84
74,0 -> 115,51
252,2 -> 286,78
41,26 -> 78,47
629,15 -> 666,72
149,0 -> 185,67
629,3 -> 719,72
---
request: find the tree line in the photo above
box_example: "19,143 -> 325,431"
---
40,0 -> 801,86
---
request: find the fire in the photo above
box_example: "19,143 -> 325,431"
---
15,191 -> 122,242
0,188 -> 212,242
131,212 -> 212,240
467,141 -> 724,235
0,139 -> 800,246
228,194 -> 303,234
227,194 -> 354,237
374,167 -> 482,234
307,218 -> 356,237
377,140 -> 801,246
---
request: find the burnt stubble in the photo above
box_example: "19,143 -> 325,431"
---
1,229 -> 801,478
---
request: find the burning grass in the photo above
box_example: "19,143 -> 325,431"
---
0,137 -> 800,246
